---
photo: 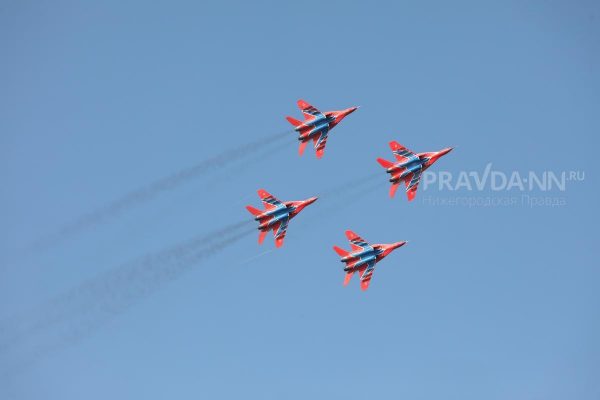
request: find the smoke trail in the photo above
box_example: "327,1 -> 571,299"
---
1,221 -> 255,378
14,130 -> 293,258
1,173 -> 383,348
203,135 -> 295,191
0,174 -> 383,359
0,172 -> 386,377
0,220 -> 254,358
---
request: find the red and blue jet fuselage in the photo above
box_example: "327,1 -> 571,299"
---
334,230 -> 407,291
246,189 -> 317,248
286,99 -> 358,158
377,141 -> 453,200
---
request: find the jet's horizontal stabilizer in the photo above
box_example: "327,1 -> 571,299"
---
377,158 -> 394,169
286,116 -> 302,127
333,246 -> 349,257
246,205 -> 262,216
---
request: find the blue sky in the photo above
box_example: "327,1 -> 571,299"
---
1,1 -> 598,399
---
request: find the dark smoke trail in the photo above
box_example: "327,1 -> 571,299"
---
1,222 -> 255,378
203,135 -> 295,191
0,173 -> 382,361
0,172 -> 384,352
13,130 -> 293,258
0,220 -> 254,357
0,173 -> 385,377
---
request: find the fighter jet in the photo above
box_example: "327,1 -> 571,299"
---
286,99 -> 358,159
377,141 -> 453,201
245,189 -> 317,248
333,230 -> 407,291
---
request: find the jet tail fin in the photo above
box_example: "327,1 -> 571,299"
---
377,158 -> 394,169
258,230 -> 267,244
343,271 -> 354,286
245,205 -> 262,216
298,140 -> 308,156
389,182 -> 400,198
333,246 -> 349,257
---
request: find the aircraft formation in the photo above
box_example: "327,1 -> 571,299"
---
246,99 -> 453,291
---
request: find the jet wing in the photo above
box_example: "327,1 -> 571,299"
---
389,141 -> 418,163
258,189 -> 283,210
404,170 -> 421,201
272,217 -> 289,248
297,99 -> 325,121
313,131 -> 329,159
358,260 -> 376,291
345,230 -> 371,252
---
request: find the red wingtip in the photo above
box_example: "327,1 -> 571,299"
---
297,99 -> 311,110
345,230 -> 357,240
360,277 -> 372,291
389,141 -> 409,153
275,236 -> 284,248
257,189 -> 271,199
407,188 -> 417,201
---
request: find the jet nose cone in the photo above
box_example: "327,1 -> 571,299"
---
306,196 -> 318,205
394,241 -> 407,249
440,147 -> 453,156
339,106 -> 359,118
